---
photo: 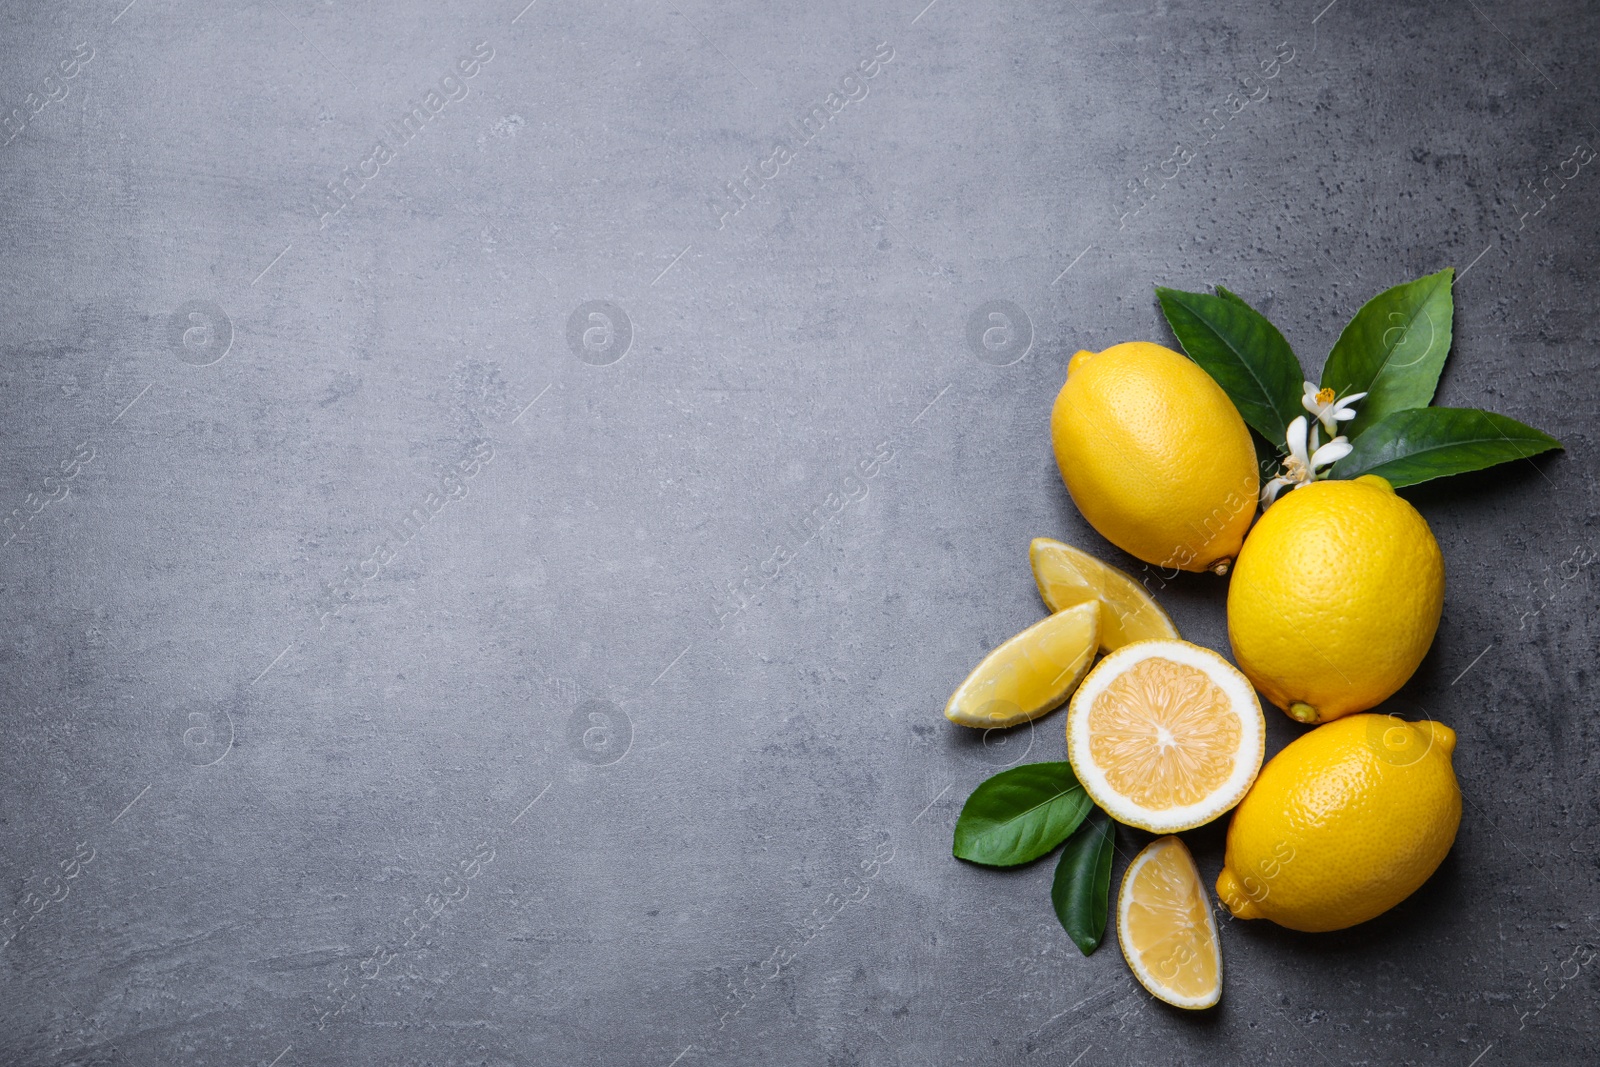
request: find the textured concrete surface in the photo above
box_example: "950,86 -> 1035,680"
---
1,0 -> 1597,1064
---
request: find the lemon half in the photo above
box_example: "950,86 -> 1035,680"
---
1066,639 -> 1264,832
945,602 -> 1099,728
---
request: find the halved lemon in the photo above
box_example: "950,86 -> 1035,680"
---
1029,537 -> 1180,651
1066,639 -> 1263,832
945,602 -> 1099,728
1118,836 -> 1222,1009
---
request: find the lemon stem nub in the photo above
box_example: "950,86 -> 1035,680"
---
1209,558 -> 1232,576
1288,701 -> 1321,724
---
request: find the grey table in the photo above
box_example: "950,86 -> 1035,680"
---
2,1 -> 1596,1064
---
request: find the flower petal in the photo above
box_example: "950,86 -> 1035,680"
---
1261,477 -> 1292,505
1285,416 -> 1309,464
1311,439 -> 1353,467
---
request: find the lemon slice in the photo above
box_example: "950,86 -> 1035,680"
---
1118,836 -> 1222,1009
1066,639 -> 1263,832
1029,537 -> 1180,651
945,602 -> 1099,728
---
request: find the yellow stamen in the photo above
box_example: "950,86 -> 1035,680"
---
1315,387 -> 1336,405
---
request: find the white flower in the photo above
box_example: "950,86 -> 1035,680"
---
1261,415 -> 1353,506
1301,381 -> 1367,437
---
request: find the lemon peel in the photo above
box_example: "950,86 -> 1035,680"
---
1228,474 -> 1444,723
1050,342 -> 1258,575
1217,714 -> 1461,932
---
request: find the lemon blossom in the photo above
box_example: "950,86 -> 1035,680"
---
1301,381 -> 1367,437
1261,415 -> 1352,506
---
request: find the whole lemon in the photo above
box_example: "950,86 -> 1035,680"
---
1227,475 -> 1444,723
1051,342 -> 1257,574
1216,714 -> 1461,932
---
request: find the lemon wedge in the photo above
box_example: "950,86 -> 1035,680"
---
1029,537 -> 1179,651
945,602 -> 1099,728
1118,835 -> 1222,1009
1066,639 -> 1263,832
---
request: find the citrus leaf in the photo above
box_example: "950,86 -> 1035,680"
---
1214,284 -> 1250,308
1051,808 -> 1115,955
1330,406 -> 1562,487
1156,286 -> 1305,443
1320,268 -> 1454,437
952,762 -> 1093,867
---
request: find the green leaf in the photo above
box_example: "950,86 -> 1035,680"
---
1156,286 -> 1305,443
1330,407 -> 1562,487
952,762 -> 1093,867
1051,809 -> 1115,955
1320,268 -> 1455,437
1214,284 -> 1249,308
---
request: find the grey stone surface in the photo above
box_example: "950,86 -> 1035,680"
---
1,0 -> 1597,1064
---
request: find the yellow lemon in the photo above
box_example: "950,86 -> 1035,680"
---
1029,537 -> 1180,651
1066,639 -> 1264,832
1227,475 -> 1445,724
1216,714 -> 1461,932
1118,836 -> 1222,1009
945,602 -> 1099,728
1050,342 -> 1258,575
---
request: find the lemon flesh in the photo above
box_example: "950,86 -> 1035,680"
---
1217,713 -> 1461,933
1119,836 -> 1222,1009
1050,342 -> 1258,574
1066,639 -> 1264,832
1029,537 -> 1180,651
944,602 -> 1099,728
1227,474 -> 1445,723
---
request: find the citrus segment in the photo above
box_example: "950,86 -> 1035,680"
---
1118,836 -> 1222,1009
1028,537 -> 1180,651
945,603 -> 1099,729
1066,639 -> 1263,832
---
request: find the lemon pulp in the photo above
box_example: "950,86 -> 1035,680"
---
1029,537 -> 1180,651
945,602 -> 1099,728
1088,658 -> 1242,809
1118,836 -> 1222,1009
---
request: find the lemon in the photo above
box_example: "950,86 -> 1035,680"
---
1066,639 -> 1264,832
1050,342 -> 1258,575
1118,836 -> 1222,1009
1216,713 -> 1461,932
1227,475 -> 1445,724
1029,537 -> 1180,651
945,602 -> 1099,728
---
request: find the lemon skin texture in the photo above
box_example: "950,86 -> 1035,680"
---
1227,475 -> 1444,724
1050,342 -> 1258,574
1216,714 -> 1461,933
